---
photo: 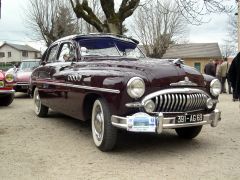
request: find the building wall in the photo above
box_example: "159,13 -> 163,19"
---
0,44 -> 40,63
0,45 -> 22,63
183,57 -> 222,74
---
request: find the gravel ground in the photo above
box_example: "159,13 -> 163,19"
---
0,93 -> 240,180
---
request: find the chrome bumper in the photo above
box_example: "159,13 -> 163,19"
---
15,83 -> 29,87
0,89 -> 15,94
111,109 -> 221,134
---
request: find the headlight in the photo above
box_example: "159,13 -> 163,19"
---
144,100 -> 156,113
127,77 -> 145,98
5,73 -> 14,83
206,98 -> 214,109
210,79 -> 221,96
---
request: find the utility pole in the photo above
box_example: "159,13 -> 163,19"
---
0,0 -> 1,19
238,0 -> 240,51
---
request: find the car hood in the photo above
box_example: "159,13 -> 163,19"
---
15,71 -> 32,82
71,57 -> 205,88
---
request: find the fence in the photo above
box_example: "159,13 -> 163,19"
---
0,62 -> 16,72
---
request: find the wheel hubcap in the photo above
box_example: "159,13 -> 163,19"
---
34,90 -> 41,113
93,105 -> 104,141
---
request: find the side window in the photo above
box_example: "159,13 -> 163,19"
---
46,45 -> 58,63
57,43 -> 75,62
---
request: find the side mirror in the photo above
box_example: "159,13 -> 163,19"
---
41,61 -> 46,66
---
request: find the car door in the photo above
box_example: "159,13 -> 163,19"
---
47,41 -> 77,114
36,43 -> 62,110
53,41 -> 88,119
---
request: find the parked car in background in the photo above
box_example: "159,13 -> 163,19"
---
0,70 -> 15,106
8,59 -> 41,94
30,34 -> 222,151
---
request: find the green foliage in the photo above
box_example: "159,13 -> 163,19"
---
0,62 -> 15,71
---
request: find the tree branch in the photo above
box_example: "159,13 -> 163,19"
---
72,0 -> 104,32
100,0 -> 115,19
118,0 -> 140,21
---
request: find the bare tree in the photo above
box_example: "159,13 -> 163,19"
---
221,39 -> 236,58
133,1 -> 187,58
78,0 -> 103,33
25,0 -> 79,46
227,14 -> 237,43
69,0 -> 234,35
220,12 -> 238,58
70,0 -> 140,34
174,0 -> 234,25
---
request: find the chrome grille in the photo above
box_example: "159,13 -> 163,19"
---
154,93 -> 208,113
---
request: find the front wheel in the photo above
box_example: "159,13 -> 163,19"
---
33,88 -> 49,117
175,126 -> 202,139
0,94 -> 14,106
91,98 -> 117,151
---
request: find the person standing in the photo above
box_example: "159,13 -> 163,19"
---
204,59 -> 216,77
216,58 -> 229,93
228,52 -> 240,101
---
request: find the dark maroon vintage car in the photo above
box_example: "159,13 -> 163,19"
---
30,34 -> 221,151
0,70 -> 15,106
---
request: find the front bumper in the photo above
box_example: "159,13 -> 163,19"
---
0,89 -> 15,94
14,83 -> 29,91
111,109 -> 221,134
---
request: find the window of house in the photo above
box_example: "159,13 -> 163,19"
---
22,51 -> 28,57
0,52 -> 5,58
194,62 -> 201,72
8,52 -> 11,57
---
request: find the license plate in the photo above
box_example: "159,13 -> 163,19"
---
176,114 -> 203,124
0,81 -> 4,88
21,85 -> 28,89
127,113 -> 156,132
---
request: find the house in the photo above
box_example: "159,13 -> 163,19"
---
0,42 -> 41,63
162,43 -> 222,73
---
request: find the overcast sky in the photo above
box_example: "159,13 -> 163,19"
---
0,0 -> 237,52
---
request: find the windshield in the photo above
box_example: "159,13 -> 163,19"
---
19,61 -> 40,71
78,37 -> 145,59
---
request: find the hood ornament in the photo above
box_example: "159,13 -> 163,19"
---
170,76 -> 197,87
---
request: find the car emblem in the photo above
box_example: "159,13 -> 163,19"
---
170,76 -> 197,86
67,74 -> 82,82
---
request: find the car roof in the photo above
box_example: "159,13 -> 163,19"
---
54,33 -> 139,44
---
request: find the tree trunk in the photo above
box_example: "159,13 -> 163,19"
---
70,0 -> 140,35
104,22 -> 122,34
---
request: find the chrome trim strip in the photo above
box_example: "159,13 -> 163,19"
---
34,81 -> 120,94
125,102 -> 143,108
16,83 -> 29,86
155,96 -> 159,109
0,89 -> 15,94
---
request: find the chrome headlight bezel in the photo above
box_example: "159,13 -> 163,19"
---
5,73 -> 14,83
127,77 -> 145,99
210,79 -> 221,97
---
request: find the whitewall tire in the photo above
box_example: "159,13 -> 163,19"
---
33,88 -> 49,117
91,98 -> 117,151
